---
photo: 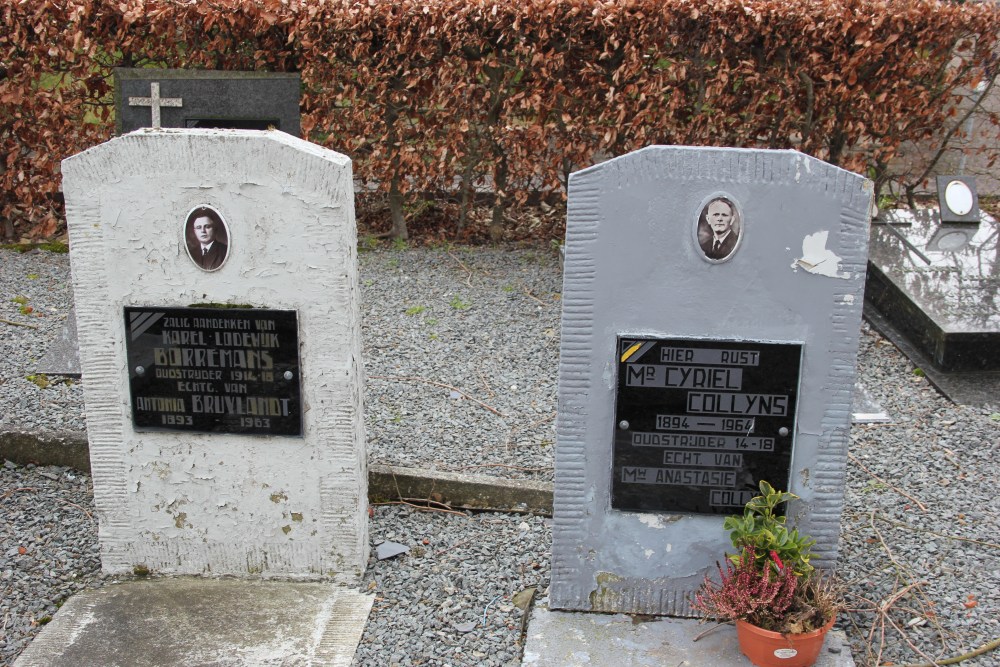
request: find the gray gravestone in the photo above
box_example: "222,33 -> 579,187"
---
551,146 -> 872,616
115,68 -> 301,136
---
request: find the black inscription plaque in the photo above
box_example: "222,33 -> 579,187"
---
125,307 -> 302,436
612,337 -> 801,514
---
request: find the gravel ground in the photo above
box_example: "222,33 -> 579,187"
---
2,245 -> 1000,667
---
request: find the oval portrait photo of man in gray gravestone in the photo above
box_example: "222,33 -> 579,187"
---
184,205 -> 230,271
696,195 -> 742,262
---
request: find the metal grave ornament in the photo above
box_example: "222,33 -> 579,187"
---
613,337 -> 801,514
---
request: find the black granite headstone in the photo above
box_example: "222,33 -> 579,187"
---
114,69 -> 301,137
867,208 -> 1000,372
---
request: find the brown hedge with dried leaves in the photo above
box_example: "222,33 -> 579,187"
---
2,0 -> 998,240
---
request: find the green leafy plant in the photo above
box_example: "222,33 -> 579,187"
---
13,295 -> 28,305
723,480 -> 815,577
404,305 -> 426,316
391,237 -> 408,251
26,374 -> 50,389
693,482 -> 843,635
449,295 -> 471,310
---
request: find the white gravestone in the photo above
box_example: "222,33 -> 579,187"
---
551,146 -> 871,615
61,129 -> 367,582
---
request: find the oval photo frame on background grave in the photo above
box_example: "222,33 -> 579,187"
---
695,194 -> 743,264
184,204 -> 231,272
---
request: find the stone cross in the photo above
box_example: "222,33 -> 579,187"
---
127,82 -> 183,128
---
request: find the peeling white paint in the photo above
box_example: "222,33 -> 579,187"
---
602,361 -> 614,388
62,129 -> 368,582
644,549 -> 654,559
842,294 -> 855,304
791,230 -> 849,279
638,515 -> 666,529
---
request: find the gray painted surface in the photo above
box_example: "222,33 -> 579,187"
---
115,69 -> 301,137
551,146 -> 872,615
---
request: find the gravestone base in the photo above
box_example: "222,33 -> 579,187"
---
13,578 -> 373,667
522,605 -> 856,667
864,303 -> 1000,407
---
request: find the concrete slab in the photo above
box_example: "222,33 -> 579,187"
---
35,305 -> 81,376
522,605 -> 855,667
851,381 -> 891,424
13,578 -> 373,667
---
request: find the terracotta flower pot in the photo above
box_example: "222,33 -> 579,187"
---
735,615 -> 836,667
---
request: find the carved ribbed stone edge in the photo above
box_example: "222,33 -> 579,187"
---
550,171 -> 602,609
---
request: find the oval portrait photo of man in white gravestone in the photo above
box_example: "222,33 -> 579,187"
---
696,195 -> 742,263
184,205 -> 231,271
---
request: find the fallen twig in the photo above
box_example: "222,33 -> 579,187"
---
0,487 -> 39,500
1,318 -> 39,329
372,498 -> 469,517
850,453 -> 928,511
475,367 -> 495,397
692,622 -> 730,642
866,509 -> 951,662
57,499 -> 94,521
521,285 -> 547,306
500,412 -> 556,453
434,537 -> 473,557
447,250 -> 476,288
898,636 -> 1000,667
873,513 -> 1000,551
883,613 -> 943,667
369,374 -> 503,416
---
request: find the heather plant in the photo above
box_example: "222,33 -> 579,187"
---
693,482 -> 844,634
694,546 -> 798,631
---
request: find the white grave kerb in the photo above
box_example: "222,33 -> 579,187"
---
61,129 -> 367,583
